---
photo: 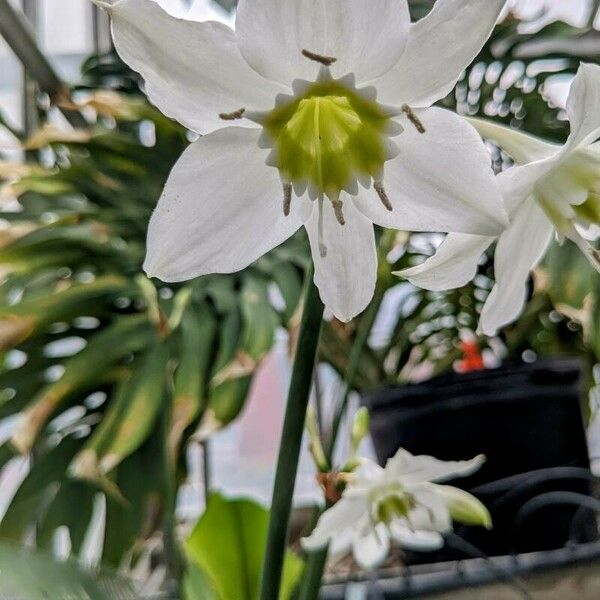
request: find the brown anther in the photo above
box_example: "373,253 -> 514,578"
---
282,183 -> 292,216
219,107 -> 246,121
332,199 -> 345,225
401,104 -> 426,134
302,49 -> 337,66
374,182 -> 393,211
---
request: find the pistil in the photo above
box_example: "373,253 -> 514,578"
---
318,196 -> 327,258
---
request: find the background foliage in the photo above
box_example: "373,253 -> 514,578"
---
0,0 -> 598,594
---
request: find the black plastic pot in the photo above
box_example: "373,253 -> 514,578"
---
362,357 -> 596,559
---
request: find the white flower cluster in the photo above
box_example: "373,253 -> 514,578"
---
95,0 -> 598,330
302,448 -> 489,569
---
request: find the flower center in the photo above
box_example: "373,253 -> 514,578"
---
263,80 -> 392,200
369,483 -> 415,525
536,150 -> 600,233
218,53 -> 426,257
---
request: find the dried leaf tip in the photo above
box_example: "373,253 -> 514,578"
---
302,49 -> 337,66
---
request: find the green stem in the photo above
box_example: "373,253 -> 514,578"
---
298,279 -> 386,600
259,264 -> 324,600
160,404 -> 183,592
297,507 -> 329,600
325,285 -> 385,460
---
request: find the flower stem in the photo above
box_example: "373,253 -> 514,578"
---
326,285 -> 385,458
160,405 -> 183,592
299,283 -> 385,600
259,264 -> 324,600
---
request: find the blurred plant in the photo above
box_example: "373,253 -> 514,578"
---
0,55 -> 308,577
0,541 -> 135,600
184,493 -> 303,600
302,409 -> 490,571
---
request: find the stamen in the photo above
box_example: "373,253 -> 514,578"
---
318,196 -> 327,258
332,198 -> 346,226
301,49 -> 337,66
282,183 -> 292,216
219,107 -> 246,121
374,181 -> 393,211
401,104 -> 426,134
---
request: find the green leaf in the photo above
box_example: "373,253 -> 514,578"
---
542,241 -> 597,309
182,562 -> 218,600
0,437 -> 82,541
0,542 -> 133,600
185,493 -> 303,600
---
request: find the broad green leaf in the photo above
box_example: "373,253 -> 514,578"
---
0,542 -> 134,600
185,493 -> 303,600
182,562 -> 218,600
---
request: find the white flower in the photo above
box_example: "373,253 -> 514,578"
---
301,449 -> 490,570
398,63 -> 600,335
96,0 -> 509,322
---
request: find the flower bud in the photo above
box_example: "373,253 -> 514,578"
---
305,405 -> 329,472
351,407 -> 370,454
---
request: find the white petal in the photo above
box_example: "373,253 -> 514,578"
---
564,63 -> 600,151
467,117 -> 560,164
235,0 -> 411,87
389,522 -> 445,551
354,108 -> 508,235
479,197 -> 554,336
144,128 -> 311,281
372,0 -> 506,107
565,225 -> 600,274
306,198 -> 377,323
406,483 -> 453,533
384,448 -> 486,484
353,458 -> 386,486
397,233 -> 494,291
497,164 -> 553,215
352,523 -> 390,570
436,485 -> 492,529
101,0 -> 286,134
301,495 -> 368,552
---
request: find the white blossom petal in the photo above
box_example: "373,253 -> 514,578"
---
352,523 -> 390,570
301,495 -> 368,552
467,117 -> 560,164
99,0 -> 286,134
406,483 -> 453,533
436,485 -> 492,528
389,522 -> 445,551
144,127 -> 310,281
306,198 -> 377,323
372,0 -> 506,107
235,0 -> 411,87
564,63 -> 600,151
354,108 -> 508,236
397,233 -> 494,291
384,449 -> 485,484
479,197 -> 554,336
